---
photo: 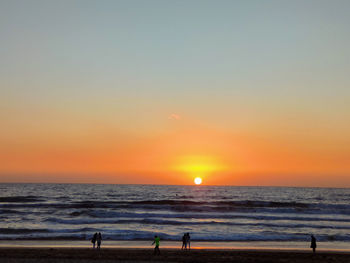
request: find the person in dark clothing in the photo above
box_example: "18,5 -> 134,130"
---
182,234 -> 187,250
152,235 -> 160,255
186,233 -> 191,250
97,232 -> 102,250
310,235 -> 317,253
91,232 -> 97,249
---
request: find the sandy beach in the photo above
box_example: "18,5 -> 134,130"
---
1,248 -> 350,263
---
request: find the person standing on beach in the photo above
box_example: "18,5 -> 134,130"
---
182,234 -> 187,250
186,233 -> 191,250
97,232 -> 102,250
91,232 -> 97,249
152,235 -> 161,255
310,235 -> 317,253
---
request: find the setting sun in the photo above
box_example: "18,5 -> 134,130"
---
194,177 -> 202,185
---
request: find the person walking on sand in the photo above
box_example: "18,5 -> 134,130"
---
310,235 -> 317,253
91,232 -> 97,249
181,233 -> 187,250
152,235 -> 160,255
97,232 -> 102,250
186,233 -> 191,250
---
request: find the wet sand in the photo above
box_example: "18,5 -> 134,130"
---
1,248 -> 350,263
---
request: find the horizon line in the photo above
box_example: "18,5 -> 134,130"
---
0,181 -> 349,189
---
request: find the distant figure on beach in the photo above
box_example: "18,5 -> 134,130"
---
91,232 -> 97,248
310,235 -> 317,253
152,235 -> 160,255
97,232 -> 102,250
181,233 -> 191,250
186,233 -> 191,250
182,233 -> 187,250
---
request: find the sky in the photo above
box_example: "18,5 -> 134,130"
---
0,0 -> 349,186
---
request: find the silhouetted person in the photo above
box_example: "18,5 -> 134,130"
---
186,233 -> 191,250
182,234 -> 187,250
310,235 -> 317,253
152,235 -> 160,255
91,232 -> 97,248
97,232 -> 102,250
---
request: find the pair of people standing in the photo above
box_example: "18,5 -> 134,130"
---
91,232 -> 102,249
181,233 -> 191,250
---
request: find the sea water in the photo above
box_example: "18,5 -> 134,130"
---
0,183 -> 350,248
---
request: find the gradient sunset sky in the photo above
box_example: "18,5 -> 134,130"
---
1,0 -> 349,186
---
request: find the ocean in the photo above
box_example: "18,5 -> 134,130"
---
1,183 -> 350,247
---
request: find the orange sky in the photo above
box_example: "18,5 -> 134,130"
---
0,115 -> 349,186
1,1 -> 349,187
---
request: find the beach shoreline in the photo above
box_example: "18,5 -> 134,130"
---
1,247 -> 350,263
1,240 -> 350,252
